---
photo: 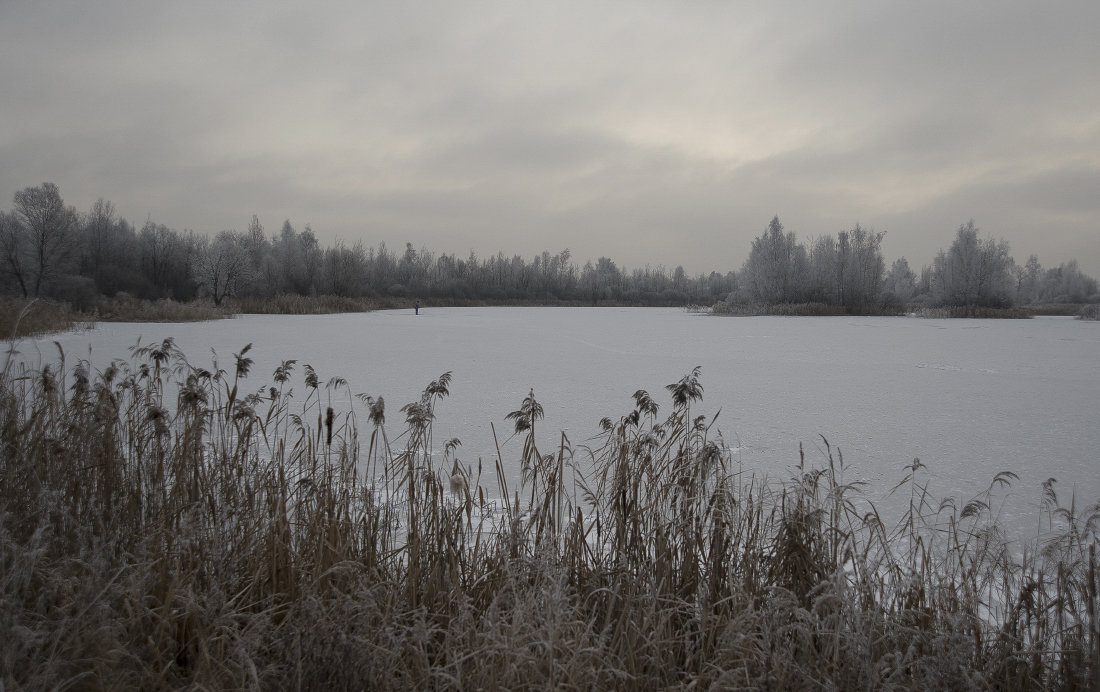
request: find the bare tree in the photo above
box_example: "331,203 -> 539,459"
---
0,210 -> 31,297
1012,254 -> 1042,305
139,220 -> 182,297
79,199 -> 144,296
12,182 -> 79,297
82,198 -> 116,284
195,231 -> 253,306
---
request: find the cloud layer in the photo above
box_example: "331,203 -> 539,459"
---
2,1 -> 1097,274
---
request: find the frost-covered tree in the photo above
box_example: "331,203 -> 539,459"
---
805,225 -> 885,309
238,214 -> 273,297
838,225 -> 886,309
1039,260 -> 1099,303
740,216 -> 809,304
883,257 -> 917,305
322,241 -> 368,297
272,221 -> 322,296
930,221 -> 1016,307
1013,254 -> 1043,305
807,234 -> 839,303
579,256 -> 623,303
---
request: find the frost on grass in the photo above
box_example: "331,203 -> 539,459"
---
2,345 -> 1099,690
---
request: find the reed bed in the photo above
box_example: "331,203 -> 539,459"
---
709,301 -> 907,317
0,299 -> 81,339
2,342 -> 1098,690
83,297 -> 230,323
913,305 -> 1034,319
2,298 -> 229,340
229,294 -> 394,314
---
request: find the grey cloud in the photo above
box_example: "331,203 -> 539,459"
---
425,127 -> 630,181
2,0 -> 1098,276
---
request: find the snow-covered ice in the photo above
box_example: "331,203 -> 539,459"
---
10,307 -> 1099,537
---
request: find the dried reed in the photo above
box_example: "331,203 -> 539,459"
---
1,344 -> 1097,689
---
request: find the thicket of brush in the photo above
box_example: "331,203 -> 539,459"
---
2,342 -> 1099,690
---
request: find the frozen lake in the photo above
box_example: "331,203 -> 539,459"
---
10,307 -> 1100,535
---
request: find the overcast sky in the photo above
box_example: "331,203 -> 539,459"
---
2,1 -> 1097,275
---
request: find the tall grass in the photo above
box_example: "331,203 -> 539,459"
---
84,296 -> 229,322
2,343 -> 1098,689
914,305 -> 1034,319
709,301 -> 905,317
0,299 -> 81,338
229,294 -> 395,314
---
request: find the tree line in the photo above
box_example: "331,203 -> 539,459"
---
1,182 -> 1096,310
736,216 -> 1097,310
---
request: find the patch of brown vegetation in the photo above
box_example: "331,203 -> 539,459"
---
2,346 -> 1097,689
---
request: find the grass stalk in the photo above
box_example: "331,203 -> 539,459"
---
1,347 -> 1097,688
